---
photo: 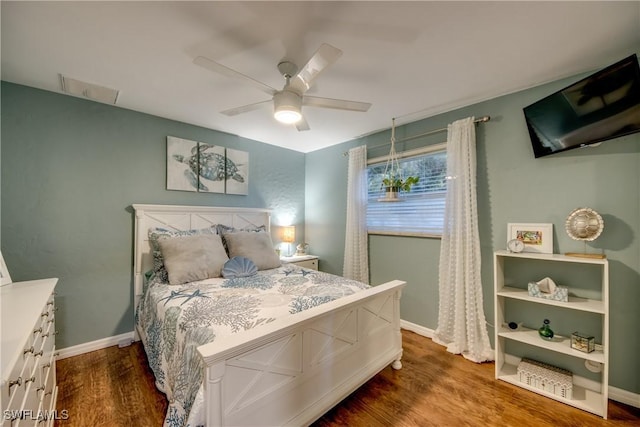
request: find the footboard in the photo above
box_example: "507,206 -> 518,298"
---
197,279 -> 405,427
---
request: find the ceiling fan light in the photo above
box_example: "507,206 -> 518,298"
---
274,108 -> 302,124
274,91 -> 302,124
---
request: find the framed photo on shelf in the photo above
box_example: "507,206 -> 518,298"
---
507,223 -> 553,254
0,251 -> 12,286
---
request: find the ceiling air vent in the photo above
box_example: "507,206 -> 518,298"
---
60,75 -> 120,104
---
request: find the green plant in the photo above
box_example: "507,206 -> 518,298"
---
382,175 -> 419,192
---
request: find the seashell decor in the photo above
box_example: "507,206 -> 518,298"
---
222,256 -> 258,279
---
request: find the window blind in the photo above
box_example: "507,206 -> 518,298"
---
367,149 -> 446,236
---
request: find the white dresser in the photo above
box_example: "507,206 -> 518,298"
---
1,278 -> 58,426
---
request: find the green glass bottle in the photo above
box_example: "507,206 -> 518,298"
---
538,318 -> 554,340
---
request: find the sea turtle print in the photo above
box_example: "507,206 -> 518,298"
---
172,144 -> 245,191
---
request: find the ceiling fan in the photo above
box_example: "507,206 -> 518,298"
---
193,44 -> 372,131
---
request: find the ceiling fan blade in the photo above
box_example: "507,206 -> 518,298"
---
220,99 -> 271,116
303,96 -> 371,112
289,44 -> 343,93
295,116 -> 310,132
194,56 -> 277,96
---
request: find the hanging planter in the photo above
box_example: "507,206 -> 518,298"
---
383,185 -> 400,200
380,184 -> 401,202
378,118 -> 419,202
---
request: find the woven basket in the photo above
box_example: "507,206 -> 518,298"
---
517,358 -> 573,399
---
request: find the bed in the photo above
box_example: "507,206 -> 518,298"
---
132,204 -> 405,427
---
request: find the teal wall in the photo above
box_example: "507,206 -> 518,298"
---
305,71 -> 640,393
1,82 -> 306,349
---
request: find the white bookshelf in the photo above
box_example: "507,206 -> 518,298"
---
494,250 -> 609,418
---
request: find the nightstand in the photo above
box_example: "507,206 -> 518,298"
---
280,254 -> 319,271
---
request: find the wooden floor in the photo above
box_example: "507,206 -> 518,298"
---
55,330 -> 639,427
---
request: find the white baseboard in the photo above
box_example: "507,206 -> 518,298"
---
609,386 -> 640,408
59,324 -> 430,360
400,319 -> 434,338
400,319 -> 639,409
56,331 -> 135,360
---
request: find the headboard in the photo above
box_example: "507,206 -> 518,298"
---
131,204 -> 272,329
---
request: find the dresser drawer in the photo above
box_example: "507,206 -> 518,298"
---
4,338 -> 40,408
18,363 -> 42,427
41,351 -> 56,415
294,258 -> 318,270
39,323 -> 56,362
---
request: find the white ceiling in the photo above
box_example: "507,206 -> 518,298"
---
2,1 -> 639,153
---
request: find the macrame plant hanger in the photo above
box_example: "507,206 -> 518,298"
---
379,118 -> 404,202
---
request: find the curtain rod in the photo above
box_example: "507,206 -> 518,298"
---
343,115 -> 491,156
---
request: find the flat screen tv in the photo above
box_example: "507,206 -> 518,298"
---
523,54 -> 640,158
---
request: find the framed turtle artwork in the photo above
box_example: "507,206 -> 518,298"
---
197,143 -> 229,194
224,147 -> 249,195
166,136 -> 225,193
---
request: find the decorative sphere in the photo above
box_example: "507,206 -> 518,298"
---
565,208 -> 604,241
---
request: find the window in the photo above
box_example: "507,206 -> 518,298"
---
367,145 -> 447,237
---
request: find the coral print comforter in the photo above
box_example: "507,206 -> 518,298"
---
135,263 -> 369,427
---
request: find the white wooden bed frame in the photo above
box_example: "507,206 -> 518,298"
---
132,204 -> 405,426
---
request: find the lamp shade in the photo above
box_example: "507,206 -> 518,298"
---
282,226 -> 296,243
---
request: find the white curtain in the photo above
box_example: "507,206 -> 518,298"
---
343,145 -> 369,283
433,117 -> 494,363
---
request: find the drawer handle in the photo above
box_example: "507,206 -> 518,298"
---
33,327 -> 43,334
36,385 -> 46,393
47,301 -> 54,306
8,376 -> 22,391
41,312 -> 49,318
23,346 -> 35,356
42,362 -> 51,369
24,375 -> 36,384
42,332 -> 50,338
47,319 -> 55,324
34,350 -> 44,357
45,390 -> 53,396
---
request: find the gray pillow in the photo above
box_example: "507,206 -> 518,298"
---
223,231 -> 281,270
158,234 -> 229,285
148,226 -> 218,279
216,224 -> 266,253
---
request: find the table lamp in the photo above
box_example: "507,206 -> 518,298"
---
282,226 -> 295,257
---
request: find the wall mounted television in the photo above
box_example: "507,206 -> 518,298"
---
523,54 -> 640,158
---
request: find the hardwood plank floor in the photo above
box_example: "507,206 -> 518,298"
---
55,330 -> 639,426
55,340 -> 167,427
